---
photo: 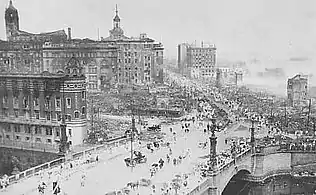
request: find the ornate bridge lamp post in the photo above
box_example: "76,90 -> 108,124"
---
209,118 -> 218,171
250,118 -> 256,153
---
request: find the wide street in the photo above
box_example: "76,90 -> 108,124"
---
1,111 -> 259,195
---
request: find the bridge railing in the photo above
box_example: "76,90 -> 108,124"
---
4,136 -> 128,186
187,178 -> 209,195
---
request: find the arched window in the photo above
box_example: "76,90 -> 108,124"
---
81,107 -> 86,115
74,111 -> 80,119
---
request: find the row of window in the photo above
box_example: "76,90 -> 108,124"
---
118,73 -> 139,78
3,124 -> 55,135
44,52 -> 108,58
0,134 -> 53,144
3,108 -> 85,121
3,93 -> 86,109
88,84 -> 98,89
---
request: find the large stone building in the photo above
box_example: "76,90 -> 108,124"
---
1,1 -> 164,91
42,40 -> 118,92
287,74 -> 308,107
0,0 -> 68,74
0,57 -> 87,152
101,6 -> 164,86
177,42 -> 217,79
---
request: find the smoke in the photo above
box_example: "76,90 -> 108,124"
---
241,58 -> 316,97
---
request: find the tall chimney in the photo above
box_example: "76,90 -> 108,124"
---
68,27 -> 72,40
201,41 -> 204,48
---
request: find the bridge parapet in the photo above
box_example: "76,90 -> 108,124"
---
2,136 -> 128,188
187,149 -> 316,195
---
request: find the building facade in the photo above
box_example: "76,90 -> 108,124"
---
287,74 -> 308,107
177,42 -> 216,79
177,43 -> 190,77
42,41 -> 118,92
0,57 -> 87,152
101,6 -> 164,86
1,2 -> 164,91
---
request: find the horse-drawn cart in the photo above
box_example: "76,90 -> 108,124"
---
124,154 -> 147,167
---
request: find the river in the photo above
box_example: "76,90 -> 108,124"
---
223,175 -> 316,195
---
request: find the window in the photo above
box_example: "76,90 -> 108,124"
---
45,98 -> 50,109
2,96 -> 8,106
56,129 -> 60,137
14,125 -> 20,133
35,138 -> 41,142
46,128 -> 52,136
35,111 -> 39,119
16,136 -> 20,140
56,113 -> 61,121
6,135 -> 10,140
82,107 -> 86,115
14,110 -> 19,118
66,98 -> 71,108
66,115 -> 71,122
13,96 -> 19,107
74,111 -> 80,119
81,91 -> 85,99
47,139 -> 52,143
55,97 -> 61,108
25,126 -> 31,134
34,97 -> 39,107
25,137 -> 30,141
68,129 -> 72,137
35,127 -> 41,134
46,112 -> 51,120
23,96 -> 29,108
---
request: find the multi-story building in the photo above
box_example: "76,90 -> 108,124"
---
287,74 -> 308,107
0,0 -> 69,74
177,42 -> 216,79
1,2 -> 164,90
42,40 -> 118,91
101,6 -> 164,86
0,57 -> 87,152
177,43 -> 190,77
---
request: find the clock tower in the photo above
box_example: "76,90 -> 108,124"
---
5,0 -> 20,41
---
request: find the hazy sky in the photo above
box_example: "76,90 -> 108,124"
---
0,0 -> 316,63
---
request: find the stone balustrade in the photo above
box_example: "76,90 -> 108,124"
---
2,136 -> 128,188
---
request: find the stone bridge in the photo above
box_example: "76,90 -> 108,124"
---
187,146 -> 316,195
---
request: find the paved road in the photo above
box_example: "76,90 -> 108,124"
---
2,109 -> 268,195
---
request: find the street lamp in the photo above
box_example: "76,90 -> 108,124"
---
209,118 -> 218,170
